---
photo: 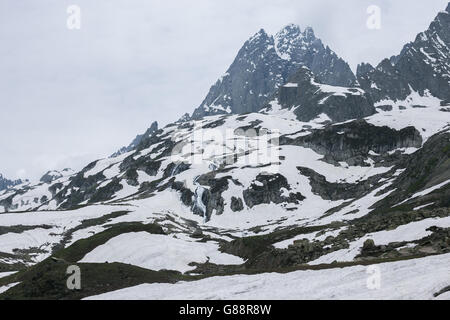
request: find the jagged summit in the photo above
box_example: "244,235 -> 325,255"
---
0,174 -> 24,192
279,23 -> 301,32
191,24 -> 356,120
303,26 -> 315,37
250,28 -> 269,39
274,24 -> 318,61
357,2 -> 450,102
274,24 -> 301,41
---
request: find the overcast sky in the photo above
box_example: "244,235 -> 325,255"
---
1,0 -> 448,181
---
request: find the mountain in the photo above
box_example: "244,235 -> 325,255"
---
0,174 -> 24,192
111,121 -> 159,157
0,169 -> 72,211
0,4 -> 450,300
1,103 -> 449,299
357,4 -> 450,104
191,24 -> 356,119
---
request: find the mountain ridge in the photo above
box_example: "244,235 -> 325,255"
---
0,3 -> 449,300
357,5 -> 450,103
191,24 -> 356,120
0,174 -> 24,192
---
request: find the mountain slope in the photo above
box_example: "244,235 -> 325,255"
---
262,66 -> 375,122
0,174 -> 24,192
192,24 -> 356,119
357,4 -> 450,103
0,5 -> 450,300
2,100 -> 448,220
112,122 -> 159,157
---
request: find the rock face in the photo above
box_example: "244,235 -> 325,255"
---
269,67 -> 375,122
111,121 -> 159,157
281,119 -> 423,165
242,174 -> 305,209
274,26 -> 356,87
357,6 -> 450,102
191,24 -> 356,119
370,131 -> 450,210
0,174 -> 23,192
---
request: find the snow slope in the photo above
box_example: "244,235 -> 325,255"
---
85,253 -> 450,300
79,232 -> 244,273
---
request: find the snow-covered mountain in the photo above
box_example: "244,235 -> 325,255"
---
0,4 -> 450,300
191,24 -> 356,119
357,4 -> 450,104
0,174 -> 24,192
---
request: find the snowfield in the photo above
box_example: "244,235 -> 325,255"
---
79,232 -> 244,273
367,90 -> 450,142
85,253 -> 450,300
0,282 -> 20,295
310,216 -> 450,265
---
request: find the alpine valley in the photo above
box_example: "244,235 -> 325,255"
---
1,4 -> 450,300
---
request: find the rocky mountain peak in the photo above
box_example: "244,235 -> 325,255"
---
0,174 -> 24,192
278,23 -> 301,34
274,24 -> 302,42
356,62 -> 375,76
275,24 -> 315,43
274,24 -> 320,62
303,26 -> 315,39
247,28 -> 270,46
191,24 -> 356,120
377,58 -> 396,74
357,2 -> 450,103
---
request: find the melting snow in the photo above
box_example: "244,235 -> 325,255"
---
79,232 -> 244,273
85,253 -> 450,300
